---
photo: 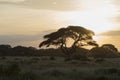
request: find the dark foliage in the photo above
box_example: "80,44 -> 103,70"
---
0,45 -> 63,56
0,45 -> 12,56
39,26 -> 98,58
0,43 -> 119,60
12,46 -> 37,56
101,44 -> 118,52
89,44 -> 120,58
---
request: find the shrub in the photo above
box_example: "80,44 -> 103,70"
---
89,47 -> 120,58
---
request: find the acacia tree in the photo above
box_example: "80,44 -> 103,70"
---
39,26 -> 98,57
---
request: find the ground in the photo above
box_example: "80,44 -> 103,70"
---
0,56 -> 120,80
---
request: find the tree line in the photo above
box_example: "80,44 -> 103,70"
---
0,43 -> 119,58
0,26 -> 119,58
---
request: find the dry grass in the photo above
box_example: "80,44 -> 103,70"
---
0,56 -> 120,80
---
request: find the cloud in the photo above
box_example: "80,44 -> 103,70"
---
0,34 -> 41,44
112,16 -> 120,29
0,29 -> 55,47
0,34 -> 41,48
109,0 -> 120,31
100,30 -> 120,36
114,0 -> 120,8
0,0 -> 83,11
0,0 -> 24,5
20,0 -> 83,11
0,0 -> 24,3
110,16 -> 120,30
0,4 -> 64,35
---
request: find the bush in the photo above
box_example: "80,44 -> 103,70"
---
89,47 -> 120,58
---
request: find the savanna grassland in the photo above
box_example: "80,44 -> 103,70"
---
0,26 -> 120,80
0,56 -> 120,80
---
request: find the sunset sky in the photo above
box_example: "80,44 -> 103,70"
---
0,0 -> 120,50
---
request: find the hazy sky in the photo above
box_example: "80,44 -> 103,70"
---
0,0 -> 120,49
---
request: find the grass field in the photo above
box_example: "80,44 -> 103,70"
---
0,56 -> 120,80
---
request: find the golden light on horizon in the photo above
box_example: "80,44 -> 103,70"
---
0,0 -> 119,49
0,0 -> 118,35
57,0 -> 118,34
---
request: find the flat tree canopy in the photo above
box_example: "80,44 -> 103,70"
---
39,26 -> 98,57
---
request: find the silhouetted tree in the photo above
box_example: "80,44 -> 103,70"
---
89,44 -> 119,58
0,45 -> 12,56
101,44 -> 118,52
12,46 -> 36,56
39,26 -> 98,58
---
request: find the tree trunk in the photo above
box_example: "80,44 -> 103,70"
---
60,45 -> 73,60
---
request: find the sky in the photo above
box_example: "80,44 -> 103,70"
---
0,0 -> 120,50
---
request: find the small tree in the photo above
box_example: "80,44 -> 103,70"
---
101,44 -> 118,52
89,44 -> 119,58
39,26 -> 98,58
